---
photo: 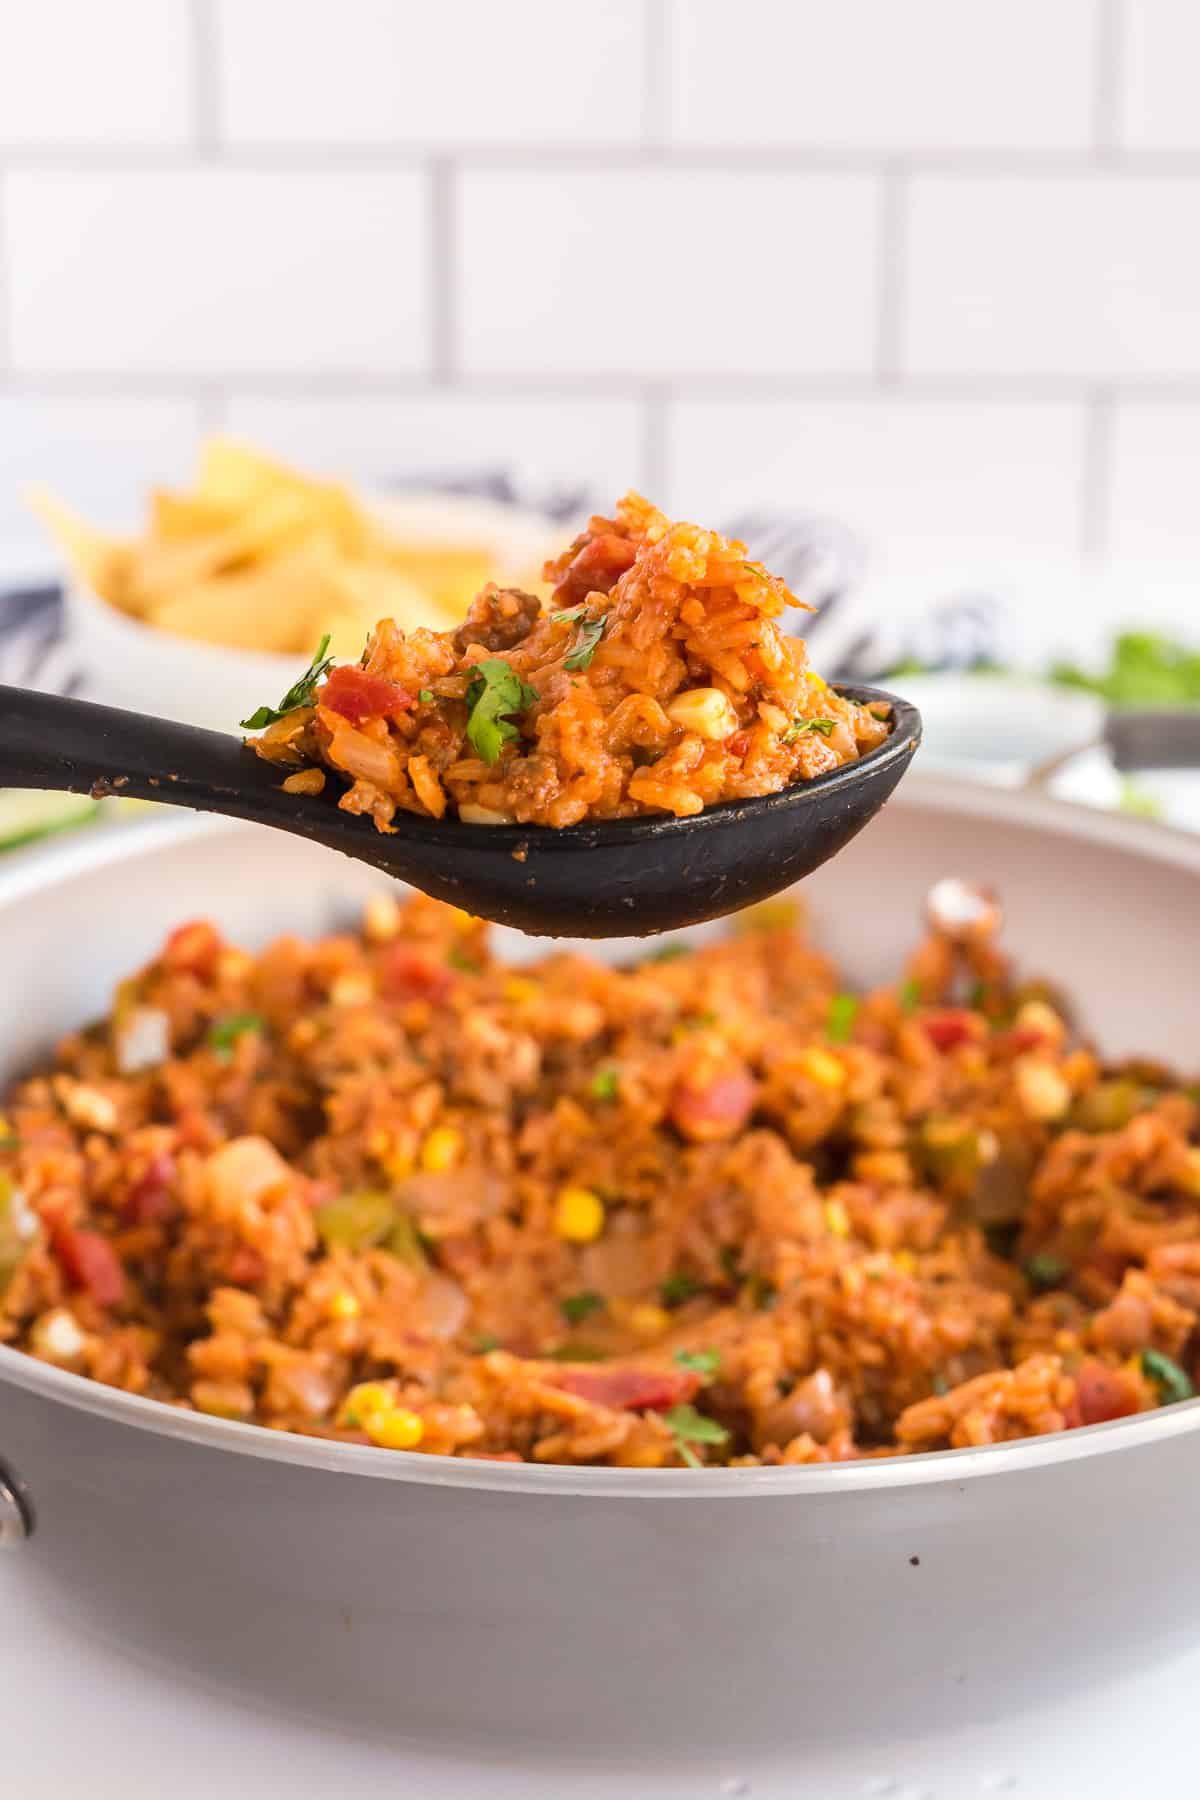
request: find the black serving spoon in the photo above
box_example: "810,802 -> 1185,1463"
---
0,683 -> 920,937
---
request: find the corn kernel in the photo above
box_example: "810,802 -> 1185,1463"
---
503,976 -> 540,1005
362,1407 -> 424,1450
824,1199 -> 851,1238
1014,1057 -> 1071,1123
799,1047 -> 846,1089
554,1185 -> 606,1243
665,686 -> 738,741
808,672 -> 828,691
629,1303 -> 670,1339
363,892 -> 401,944
421,1126 -> 464,1173
330,973 -> 375,1007
893,1250 -> 916,1276
339,1382 -> 392,1426
1015,999 -> 1066,1045
328,1291 -> 361,1321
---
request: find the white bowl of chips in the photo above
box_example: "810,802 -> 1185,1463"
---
32,438 -> 559,734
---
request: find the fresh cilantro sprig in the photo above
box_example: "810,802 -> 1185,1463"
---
208,1013 -> 264,1061
674,1348 -> 721,1380
560,1290 -> 605,1326
564,613 -> 607,671
781,716 -> 836,745
464,658 -> 538,766
660,1270 -> 702,1308
240,634 -> 334,730
590,1068 -> 620,1102
826,993 -> 858,1043
663,1402 -> 729,1467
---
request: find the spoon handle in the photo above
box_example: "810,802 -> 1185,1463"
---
0,684 -> 279,817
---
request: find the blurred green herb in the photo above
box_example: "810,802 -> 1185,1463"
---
240,634 -> 333,730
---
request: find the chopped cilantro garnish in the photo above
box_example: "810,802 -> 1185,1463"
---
1141,1347 -> 1195,1406
446,945 -> 481,973
552,603 -> 587,624
660,1270 -> 702,1308
781,716 -> 836,745
590,1068 -> 620,1102
931,1372 -> 950,1396
564,613 -> 607,671
898,978 -> 921,1014
744,1274 -> 777,1311
1024,1251 -> 1067,1291
545,1342 -> 605,1362
664,1402 -> 729,1467
418,688 -> 435,704
464,658 -> 538,766
645,942 -> 689,963
674,1348 -> 721,1379
827,993 -> 858,1043
208,1013 -> 263,1061
240,634 -> 334,730
560,1290 -> 605,1326
470,1333 -> 499,1353
719,1246 -> 742,1280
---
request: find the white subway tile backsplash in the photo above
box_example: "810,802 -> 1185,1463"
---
459,171 -> 879,376
216,0 -> 645,146
669,0 -> 1097,150
223,394 -> 645,500
4,171 -> 430,375
0,0 -> 194,148
665,398 -> 1086,557
903,175 -> 1200,378
0,394 -> 200,566
1109,404 -> 1200,559
1119,0 -> 1200,150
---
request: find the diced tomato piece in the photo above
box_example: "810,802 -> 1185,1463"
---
52,1227 -> 125,1307
1074,1358 -> 1143,1426
162,920 -> 221,980
552,533 -> 638,606
726,729 -> 752,758
997,1025 -> 1052,1056
670,1068 -> 758,1143
551,1365 -> 701,1412
923,1010 -> 979,1053
227,1246 -> 266,1286
319,665 -> 413,726
122,1152 -> 175,1224
379,944 -> 453,1004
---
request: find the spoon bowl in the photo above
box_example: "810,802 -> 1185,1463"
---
0,682 -> 919,936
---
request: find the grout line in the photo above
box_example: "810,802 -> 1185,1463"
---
189,0 -> 221,154
2,372 -> 1200,406
874,165 -> 908,384
429,159 -> 455,384
642,0 -> 669,152
8,146 -> 1200,175
640,384 -> 669,499
193,384 -> 227,434
1092,0 -> 1127,157
1080,388 -> 1116,557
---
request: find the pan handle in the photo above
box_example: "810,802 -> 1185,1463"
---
1103,710 -> 1200,773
